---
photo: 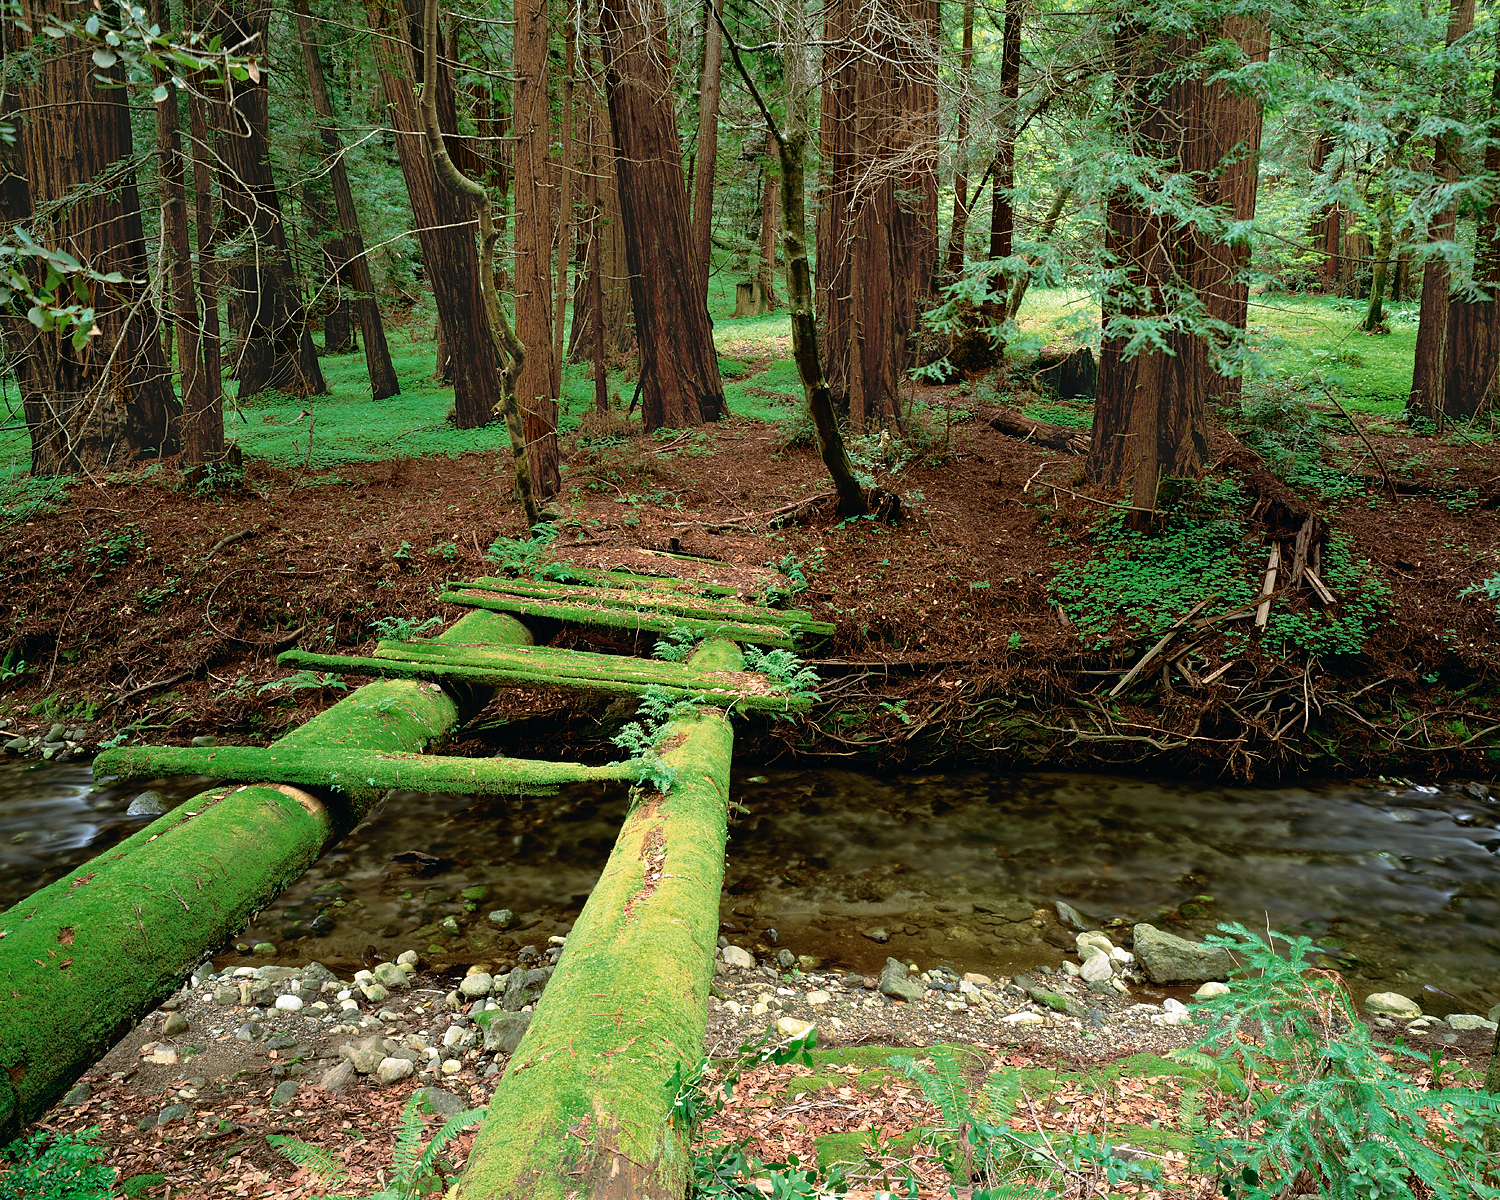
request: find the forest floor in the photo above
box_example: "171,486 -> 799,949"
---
0,292 -> 1497,781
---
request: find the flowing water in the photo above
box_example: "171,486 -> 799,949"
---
2,759 -> 1497,1014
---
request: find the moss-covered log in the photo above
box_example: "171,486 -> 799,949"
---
0,610 -> 531,1139
464,576 -> 833,634
439,588 -> 802,647
451,640 -> 739,1199
92,744 -> 638,797
274,640 -> 813,714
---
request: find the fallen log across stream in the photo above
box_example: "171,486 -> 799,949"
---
0,609 -> 531,1140
452,639 -> 740,1200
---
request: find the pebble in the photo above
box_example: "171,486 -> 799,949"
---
1080,953 -> 1112,983
441,1059 -> 463,1075
161,1012 -> 190,1036
1195,981 -> 1231,998
878,958 -> 924,1003
805,990 -> 832,1006
271,1080 -> 300,1106
776,1017 -> 814,1039
862,927 -> 890,943
721,945 -> 755,969
397,950 -> 420,967
377,1057 -> 414,1084
776,949 -> 796,970
372,962 -> 409,990
1002,1011 -> 1044,1025
460,973 -> 494,998
274,995 -> 304,1012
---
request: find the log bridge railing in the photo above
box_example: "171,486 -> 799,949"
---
0,568 -> 833,1197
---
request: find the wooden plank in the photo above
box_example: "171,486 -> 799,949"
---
439,590 -> 803,647
276,648 -> 814,713
93,743 -> 641,798
462,576 -> 832,634
1255,543 -> 1281,628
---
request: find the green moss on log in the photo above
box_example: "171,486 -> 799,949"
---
438,589 -> 802,648
452,642 -> 737,1199
92,744 -> 638,798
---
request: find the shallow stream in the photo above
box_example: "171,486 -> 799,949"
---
1,760 -> 1496,1014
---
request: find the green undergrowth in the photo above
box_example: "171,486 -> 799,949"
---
0,1126 -> 114,1200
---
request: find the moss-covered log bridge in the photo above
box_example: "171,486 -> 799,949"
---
0,568 -> 834,1195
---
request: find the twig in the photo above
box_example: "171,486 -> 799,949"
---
1321,385 -> 1395,500
44,587 -> 86,691
204,527 -> 257,561
104,670 -> 195,711
1108,597 -> 1214,699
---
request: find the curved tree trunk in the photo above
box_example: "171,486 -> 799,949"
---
366,0 -> 502,428
600,0 -> 725,431
6,0 -> 180,475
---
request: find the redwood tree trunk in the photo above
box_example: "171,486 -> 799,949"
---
568,63 -> 634,364
366,0 -> 501,428
691,0 -> 724,294
211,2 -> 327,400
601,0 -> 725,431
1089,25 -> 1214,521
817,0 -> 940,429
757,130 -> 780,307
1308,135 -> 1341,292
7,0 -> 180,475
1409,0 -> 1476,424
1442,64 -> 1500,419
186,58 -> 225,437
989,0 -> 1022,265
942,0 -> 976,283
295,0 -> 400,399
514,0 -> 562,492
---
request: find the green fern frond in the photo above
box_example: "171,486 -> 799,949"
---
413,1107 -> 487,1180
265,1135 -> 350,1185
388,1097 -> 428,1179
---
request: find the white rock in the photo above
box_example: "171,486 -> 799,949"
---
1447,1014 -> 1498,1032
548,936 -> 567,946
1081,954 -> 1113,983
274,994 -> 304,1012
1002,1011 -> 1044,1025
721,945 -> 755,969
233,967 -> 256,977
962,972 -> 992,986
1195,981 -> 1231,998
1060,961 -> 1080,978
147,1046 -> 179,1065
337,989 -> 353,1001
1163,998 -> 1188,1013
1110,947 -> 1134,965
377,1057 -> 414,1085
1076,932 -> 1115,957
1364,992 -> 1422,1018
1110,979 -> 1129,994
776,1017 -> 815,1039
459,973 -> 494,998
722,1000 -> 743,1016
805,990 -> 832,1006
440,1059 -> 463,1075
396,951 -> 419,967
944,1000 -> 968,1012
340,999 -> 359,1012
354,970 -> 374,983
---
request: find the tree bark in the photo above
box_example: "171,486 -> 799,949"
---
210,1 -> 327,400
691,0 -> 724,296
818,0 -> 940,429
366,0 -> 502,428
600,0 -> 725,431
989,0 -> 1022,265
942,0 -> 976,283
186,50 -> 225,440
5,0 -> 180,476
1409,0 -> 1476,424
1308,134 -> 1341,292
757,131 -> 780,307
295,0 -> 401,400
153,23 -> 222,466
514,0 -> 562,492
553,19 -> 578,400
0,611 -> 530,1143
1441,64 -> 1500,419
1089,24 -> 1214,522
1363,186 -> 1396,332
568,64 -> 634,364
451,642 -> 737,1200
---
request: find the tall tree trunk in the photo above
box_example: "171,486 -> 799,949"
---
942,0 -> 976,283
691,0 -> 724,295
1308,134 -> 1342,292
601,0 -> 725,431
152,11 -> 221,467
366,0 -> 501,428
514,0 -> 562,493
817,0 -> 940,429
210,2 -> 327,400
989,0 -> 1022,265
1409,0 -> 1476,425
1089,24 -> 1213,524
553,19 -> 577,399
1201,16 -> 1268,412
1363,186 -> 1396,333
757,130 -> 780,307
1441,64 -> 1500,419
185,43 -> 225,440
5,0 -> 180,475
568,62 -> 634,363
295,0 -> 400,399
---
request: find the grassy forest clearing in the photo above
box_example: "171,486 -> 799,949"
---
3,0 -> 1500,1194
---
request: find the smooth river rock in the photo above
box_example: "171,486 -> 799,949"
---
1132,923 -> 1234,984
721,945 -> 755,969
1363,992 -> 1422,1018
878,958 -> 924,1003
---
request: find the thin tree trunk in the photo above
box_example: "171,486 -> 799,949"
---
185,41 -> 225,436
691,0 -> 724,295
211,2 -> 327,400
1409,0 -> 1476,424
295,0 -> 400,399
552,19 -> 577,399
601,0 -> 725,431
152,14 -> 221,466
942,0 -> 976,283
567,59 -> 633,364
7,0 -> 180,475
514,0 -> 561,493
989,0 -> 1022,265
366,0 -> 501,428
1363,187 -> 1396,332
757,130 -> 780,307
1308,134 -> 1341,292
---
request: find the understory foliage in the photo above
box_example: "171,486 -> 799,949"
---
484,524 -> 585,583
1174,924 -> 1500,1200
741,646 -> 821,702
0,1126 -> 114,1200
1236,387 -> 1363,501
611,685 -> 709,793
267,1093 -> 485,1199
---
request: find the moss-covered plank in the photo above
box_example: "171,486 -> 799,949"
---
464,577 -> 831,634
438,589 -> 801,648
0,610 -> 536,1140
91,745 -> 638,798
452,641 -> 739,1200
275,648 -> 812,714
513,564 -> 742,597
